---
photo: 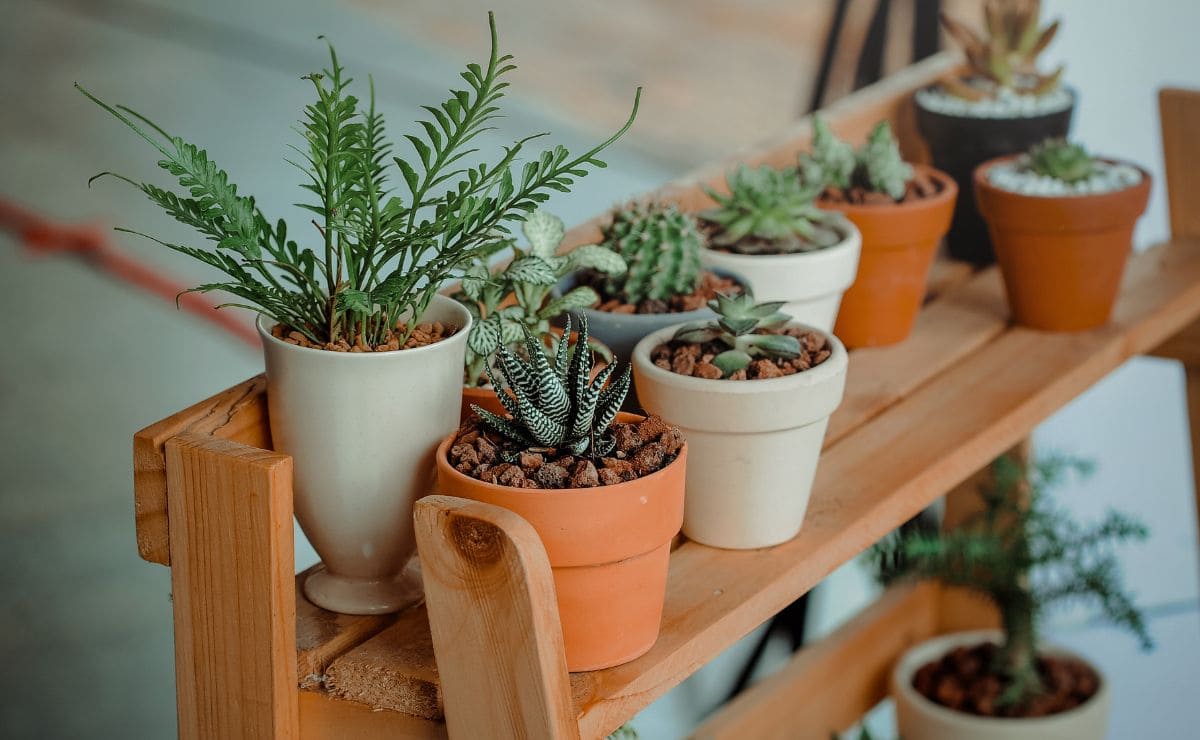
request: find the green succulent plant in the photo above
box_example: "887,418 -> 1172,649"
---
455,210 -> 625,387
474,314 -> 630,457
873,454 -> 1151,708
700,165 -> 843,255
673,292 -> 800,377
1026,138 -> 1097,184
940,0 -> 1064,100
599,202 -> 705,305
800,117 -> 913,201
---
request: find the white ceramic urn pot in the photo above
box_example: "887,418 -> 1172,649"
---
631,322 -> 848,549
893,630 -> 1111,740
699,220 -> 862,331
257,294 -> 471,615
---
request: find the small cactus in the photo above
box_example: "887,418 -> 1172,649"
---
474,315 -> 630,458
939,0 -> 1064,100
600,202 -> 705,305
700,165 -> 843,254
800,117 -> 913,201
1027,138 -> 1096,184
673,293 -> 800,377
859,121 -> 914,200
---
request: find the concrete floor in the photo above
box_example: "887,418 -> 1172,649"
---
1,1 -> 1197,738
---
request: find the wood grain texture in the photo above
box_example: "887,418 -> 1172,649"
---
690,584 -> 940,740
1160,88 -> 1200,240
295,567 -> 397,682
415,495 -> 579,740
166,433 -> 297,740
134,374 -> 269,564
299,691 -> 446,740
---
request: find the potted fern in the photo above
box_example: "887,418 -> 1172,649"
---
915,0 -> 1074,265
698,165 -> 862,331
435,317 -> 687,670
631,294 -> 847,549
79,14 -> 639,615
454,209 -> 625,417
556,202 -> 747,407
974,139 -> 1150,331
876,455 -> 1152,739
801,118 -> 957,348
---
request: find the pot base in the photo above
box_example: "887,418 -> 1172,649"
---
303,563 -> 423,615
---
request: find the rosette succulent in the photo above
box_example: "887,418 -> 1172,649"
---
939,0 -> 1064,101
1026,138 -> 1096,184
700,165 -> 843,254
672,292 -> 800,377
599,202 -> 705,305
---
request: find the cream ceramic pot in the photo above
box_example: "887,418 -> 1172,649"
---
699,220 -> 861,331
258,294 -> 471,615
893,630 -> 1111,740
631,322 -> 848,549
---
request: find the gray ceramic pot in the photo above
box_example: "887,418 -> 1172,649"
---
554,269 -> 746,410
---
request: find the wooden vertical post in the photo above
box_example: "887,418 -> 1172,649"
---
165,433 -> 298,740
1159,88 -> 1200,240
415,495 -> 580,740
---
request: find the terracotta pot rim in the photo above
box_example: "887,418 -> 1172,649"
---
894,629 -> 1109,727
974,154 -> 1151,202
818,164 -> 958,217
914,83 -> 1078,121
435,411 -> 688,501
699,218 -> 861,266
256,295 -> 472,359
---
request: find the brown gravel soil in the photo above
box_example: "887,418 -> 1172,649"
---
819,167 -> 945,206
447,414 -> 684,489
913,642 -> 1101,719
651,327 -> 831,380
271,321 -> 457,352
581,270 -> 742,315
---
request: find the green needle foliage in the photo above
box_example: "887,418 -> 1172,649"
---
673,292 -> 799,376
700,165 -> 844,254
1027,138 -> 1097,184
873,454 -> 1152,709
77,13 -> 640,348
800,117 -> 913,200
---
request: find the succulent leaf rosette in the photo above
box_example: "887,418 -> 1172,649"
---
1026,138 -> 1096,184
672,293 -> 800,377
939,0 -> 1064,101
700,165 -> 843,254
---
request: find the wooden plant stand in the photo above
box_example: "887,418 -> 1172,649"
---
131,54 -> 1200,739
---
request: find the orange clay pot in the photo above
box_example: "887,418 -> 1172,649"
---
974,156 -> 1151,332
827,165 -> 957,347
434,412 -> 686,671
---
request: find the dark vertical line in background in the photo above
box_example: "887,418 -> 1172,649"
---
807,0 -> 852,114
854,0 -> 891,90
913,0 -> 943,60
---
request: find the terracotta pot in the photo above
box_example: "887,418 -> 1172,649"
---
631,323 -> 847,549
826,165 -> 957,347
916,87 -> 1076,265
893,630 -> 1111,740
700,220 -> 862,331
974,156 -> 1151,332
259,294 -> 471,615
434,412 -> 686,671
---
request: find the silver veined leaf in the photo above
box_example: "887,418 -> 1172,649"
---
504,256 -> 559,286
521,209 -> 565,259
565,244 -> 626,275
538,286 -> 599,320
467,316 -> 502,356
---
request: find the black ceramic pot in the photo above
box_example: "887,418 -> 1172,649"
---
915,87 -> 1075,265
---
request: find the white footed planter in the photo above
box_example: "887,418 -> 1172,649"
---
893,630 -> 1111,740
699,221 -> 861,331
258,294 -> 471,615
631,322 -> 847,549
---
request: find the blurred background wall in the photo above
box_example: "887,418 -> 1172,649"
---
1,1 -> 1198,738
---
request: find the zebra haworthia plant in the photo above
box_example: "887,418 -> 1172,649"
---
673,292 -> 800,377
473,314 -> 631,458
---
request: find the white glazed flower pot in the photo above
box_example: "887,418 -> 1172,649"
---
631,322 -> 847,549
699,221 -> 862,331
893,630 -> 1111,740
257,294 -> 471,615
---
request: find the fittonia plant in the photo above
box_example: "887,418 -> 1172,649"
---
700,165 -> 843,254
939,0 -> 1064,101
473,315 -> 631,457
77,13 -> 639,348
672,293 -> 800,377
1026,138 -> 1097,184
456,209 -> 625,387
800,117 -> 914,200
598,202 -> 706,306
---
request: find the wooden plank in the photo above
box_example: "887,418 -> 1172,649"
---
295,567 -> 397,683
1160,88 -> 1200,240
690,584 -> 940,740
166,433 -> 297,740
299,691 -> 445,740
134,374 -> 269,565
414,495 -> 580,740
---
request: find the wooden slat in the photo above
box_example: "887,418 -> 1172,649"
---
1160,88 -> 1200,240
324,606 -> 442,718
166,433 -> 297,740
299,691 -> 445,740
134,374 -> 269,564
295,567 -> 397,682
415,496 -> 579,740
691,584 -> 940,740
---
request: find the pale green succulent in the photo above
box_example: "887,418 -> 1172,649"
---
600,202 -> 705,305
799,116 -> 857,190
860,121 -> 914,200
1027,138 -> 1096,184
940,0 -> 1064,100
672,292 -> 800,377
799,116 -> 913,201
700,165 -> 843,254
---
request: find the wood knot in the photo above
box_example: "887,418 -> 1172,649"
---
449,516 -> 505,565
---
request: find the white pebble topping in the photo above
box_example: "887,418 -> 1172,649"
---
987,157 -> 1143,196
916,86 -> 1074,119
